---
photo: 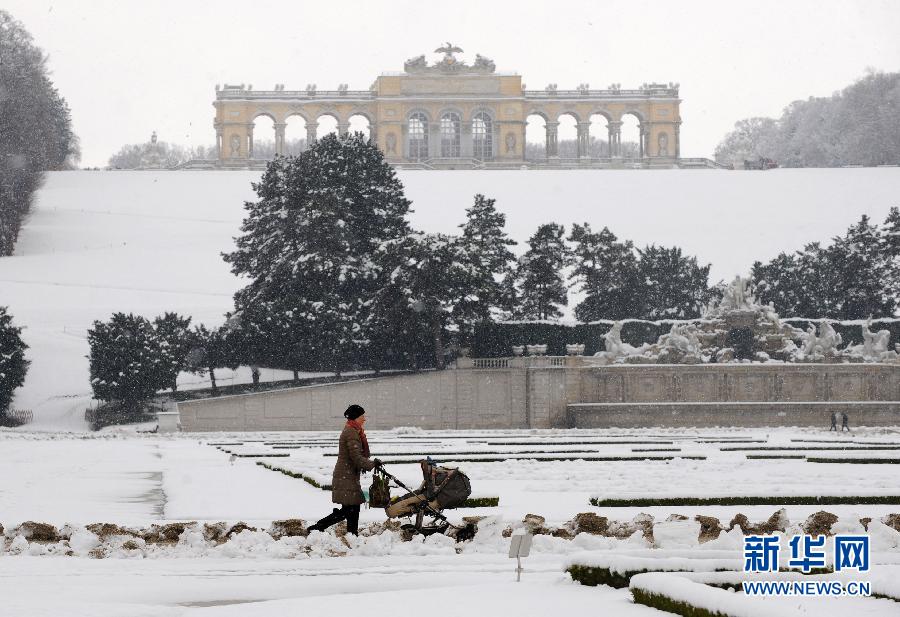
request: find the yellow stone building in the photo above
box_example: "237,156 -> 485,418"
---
212,45 -> 693,169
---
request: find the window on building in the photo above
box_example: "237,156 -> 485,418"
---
440,112 -> 461,157
408,112 -> 428,159
472,111 -> 493,160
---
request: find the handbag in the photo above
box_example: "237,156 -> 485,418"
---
368,468 -> 391,508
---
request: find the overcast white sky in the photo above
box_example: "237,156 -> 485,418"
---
6,0 -> 900,167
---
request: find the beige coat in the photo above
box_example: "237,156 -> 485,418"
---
331,425 -> 376,505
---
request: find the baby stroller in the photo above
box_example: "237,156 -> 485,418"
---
375,460 -> 478,542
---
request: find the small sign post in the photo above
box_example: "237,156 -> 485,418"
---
508,528 -> 533,582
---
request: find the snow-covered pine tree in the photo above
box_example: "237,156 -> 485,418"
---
517,223 -> 570,320
0,306 -> 29,415
830,214 -> 895,318
567,223 -> 639,321
377,232 -> 472,369
189,324 -> 240,393
882,207 -> 900,311
87,313 -> 163,408
456,194 -> 517,339
636,245 -> 713,319
752,252 -> 805,316
223,133 -> 411,374
153,312 -> 192,393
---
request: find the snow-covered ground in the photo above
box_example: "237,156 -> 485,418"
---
2,168 -> 900,428
2,427 -> 899,616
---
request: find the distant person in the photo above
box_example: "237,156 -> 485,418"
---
841,412 -> 850,432
307,404 -> 381,535
830,411 -> 838,431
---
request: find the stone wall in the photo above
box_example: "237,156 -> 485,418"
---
178,369 -> 530,432
576,364 -> 900,404
177,361 -> 900,431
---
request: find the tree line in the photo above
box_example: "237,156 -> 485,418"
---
752,208 -> 900,319
0,11 -> 79,256
715,71 -> 900,167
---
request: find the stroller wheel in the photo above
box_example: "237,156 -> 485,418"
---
455,523 -> 477,543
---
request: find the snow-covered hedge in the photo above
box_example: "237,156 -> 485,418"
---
590,494 -> 900,507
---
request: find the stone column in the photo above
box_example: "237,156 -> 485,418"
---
461,119 -> 473,159
674,121 -> 681,158
608,121 -> 622,157
215,128 -> 223,160
247,123 -> 255,159
337,122 -> 350,136
368,121 -> 377,144
306,122 -> 318,147
429,121 -> 441,158
642,122 -> 653,158
638,124 -> 645,158
545,121 -> 559,158
576,122 -> 591,158
274,123 -> 286,156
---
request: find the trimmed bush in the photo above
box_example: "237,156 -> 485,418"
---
630,588 -> 726,617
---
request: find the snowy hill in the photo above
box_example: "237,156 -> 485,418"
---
1,168 -> 899,429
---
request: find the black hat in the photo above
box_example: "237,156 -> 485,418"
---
344,404 -> 365,420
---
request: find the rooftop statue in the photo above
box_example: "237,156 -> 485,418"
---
404,44 -> 496,74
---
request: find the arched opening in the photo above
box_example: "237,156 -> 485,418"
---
348,114 -> 371,140
440,111 -> 461,157
317,114 -> 339,139
557,113 -> 578,158
472,111 -> 494,160
284,115 -> 307,156
589,113 -> 611,158
408,112 -> 429,160
525,114 -> 546,160
250,114 -> 276,160
620,112 -> 643,159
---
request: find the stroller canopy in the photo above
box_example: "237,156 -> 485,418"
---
422,461 -> 471,509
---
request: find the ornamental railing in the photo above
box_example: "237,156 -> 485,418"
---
523,88 -> 678,98
216,90 -> 376,100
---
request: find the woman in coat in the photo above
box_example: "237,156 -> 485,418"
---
307,404 -> 381,535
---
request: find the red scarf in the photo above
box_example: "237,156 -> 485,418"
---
346,419 -> 370,458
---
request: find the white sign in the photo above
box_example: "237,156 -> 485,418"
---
509,529 -> 533,581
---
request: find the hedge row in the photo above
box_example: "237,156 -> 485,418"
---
630,588 -> 726,617
807,458 -> 900,464
567,565 -> 652,589
473,318 -> 900,358
590,495 -> 900,507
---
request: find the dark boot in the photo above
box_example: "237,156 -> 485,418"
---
345,505 -> 361,535
308,508 -> 346,533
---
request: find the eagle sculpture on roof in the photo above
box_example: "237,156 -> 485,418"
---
435,42 -> 464,61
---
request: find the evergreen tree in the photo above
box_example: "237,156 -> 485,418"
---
189,324 -> 240,393
753,214 -> 897,318
377,233 -> 471,369
496,270 -> 522,320
153,312 -> 193,393
636,245 -> 713,319
0,306 -> 29,415
455,194 -> 517,337
830,214 -> 894,318
0,11 -> 79,256
224,133 -> 411,374
88,313 -> 164,407
517,223 -> 570,320
568,223 -> 639,321
882,207 -> 900,308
